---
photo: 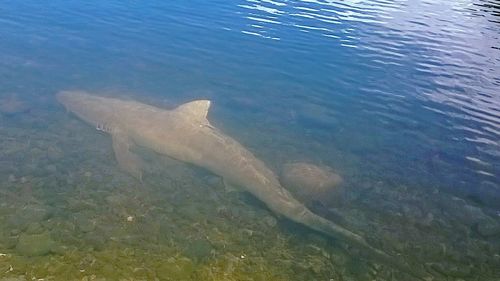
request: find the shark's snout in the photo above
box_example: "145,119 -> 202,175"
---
56,90 -> 76,106
56,90 -> 79,101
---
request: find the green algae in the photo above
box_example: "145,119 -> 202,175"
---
0,105 -> 498,281
182,238 -> 213,262
15,232 -> 54,257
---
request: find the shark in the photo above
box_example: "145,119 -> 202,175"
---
57,90 -> 420,277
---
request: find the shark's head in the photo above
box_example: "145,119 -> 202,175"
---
56,90 -> 110,126
56,90 -> 71,106
56,90 -> 90,108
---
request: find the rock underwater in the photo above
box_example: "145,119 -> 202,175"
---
281,162 -> 344,205
0,95 -> 30,115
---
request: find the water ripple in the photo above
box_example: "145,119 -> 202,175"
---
237,0 -> 499,202
0,0 -> 498,207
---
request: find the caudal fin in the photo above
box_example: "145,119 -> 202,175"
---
292,207 -> 425,279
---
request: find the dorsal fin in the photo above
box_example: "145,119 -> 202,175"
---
174,100 -> 211,121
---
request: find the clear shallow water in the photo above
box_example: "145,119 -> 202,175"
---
0,0 -> 499,280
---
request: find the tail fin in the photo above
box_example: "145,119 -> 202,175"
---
290,205 -> 425,279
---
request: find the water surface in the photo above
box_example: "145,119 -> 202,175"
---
0,0 -> 499,280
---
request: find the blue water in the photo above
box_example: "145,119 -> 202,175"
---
0,0 -> 499,280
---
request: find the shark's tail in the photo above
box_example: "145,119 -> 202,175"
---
254,177 -> 425,278
279,200 -> 424,280
260,176 -> 425,279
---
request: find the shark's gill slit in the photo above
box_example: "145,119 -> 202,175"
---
96,122 -> 112,133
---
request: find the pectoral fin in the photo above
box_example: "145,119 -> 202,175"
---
111,129 -> 143,180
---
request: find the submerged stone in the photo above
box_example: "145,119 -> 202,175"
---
46,146 -> 64,160
0,95 -> 30,115
156,257 -> 194,280
429,262 -> 473,278
25,222 -> 44,235
74,213 -> 96,233
7,205 -> 52,230
297,102 -> 338,127
16,231 -> 54,256
182,238 -> 213,262
477,219 -> 500,237
1,235 -> 18,249
262,215 -> 277,228
0,277 -> 27,281
105,194 -> 128,206
281,162 -> 343,204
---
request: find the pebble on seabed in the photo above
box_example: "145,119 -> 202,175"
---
7,174 -> 16,182
280,162 -> 343,204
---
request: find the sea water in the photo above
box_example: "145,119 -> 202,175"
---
0,0 -> 499,280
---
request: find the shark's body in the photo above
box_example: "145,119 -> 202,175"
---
57,90 -> 418,277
